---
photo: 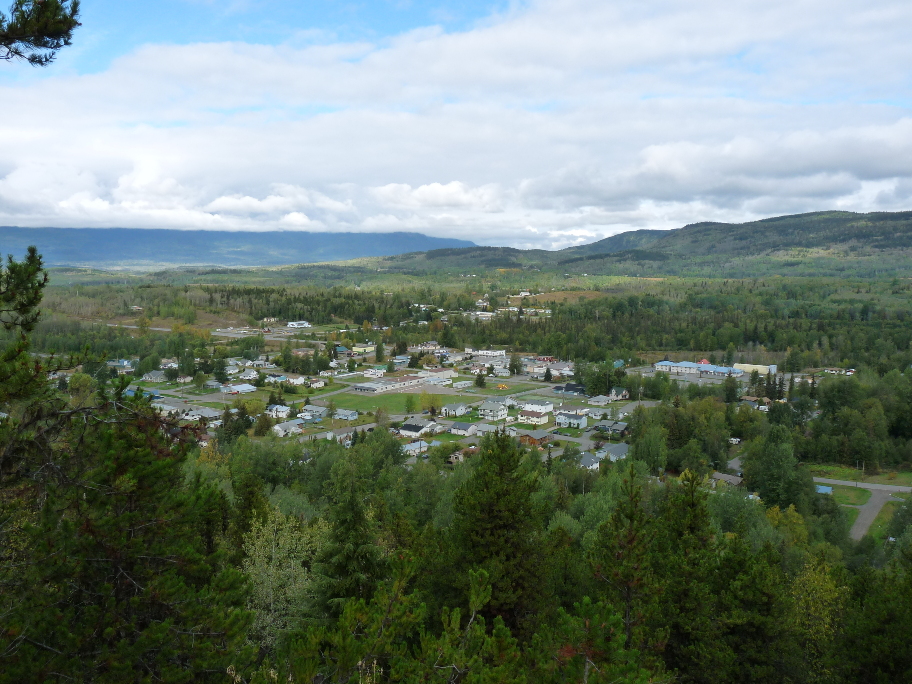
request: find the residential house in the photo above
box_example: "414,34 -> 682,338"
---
579,453 -> 602,470
493,367 -> 511,378
300,405 -> 329,420
522,399 -> 554,413
107,359 -> 135,375
238,369 -> 259,381
519,410 -> 548,425
441,403 -> 469,417
477,401 -> 508,421
142,370 -> 166,383
515,429 -> 552,447
555,412 -> 587,429
588,395 -> 610,407
309,379 -> 326,389
602,443 -> 630,462
452,380 -> 473,390
449,422 -> 477,436
286,375 -> 308,386
713,472 -> 744,487
400,419 -> 433,439
608,386 -> 629,401
364,368 -> 386,378
474,423 -> 499,437
352,344 -> 376,354
266,404 -> 291,420
334,408 -> 359,421
185,406 -> 223,421
403,441 -> 431,456
204,379 -> 223,390
273,418 -> 305,437
552,383 -> 586,396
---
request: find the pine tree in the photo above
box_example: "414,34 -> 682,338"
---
312,454 -> 387,618
0,0 -> 81,66
448,431 -> 544,635
1,393 -> 254,681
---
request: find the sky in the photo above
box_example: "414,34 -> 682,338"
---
2,0 -> 912,249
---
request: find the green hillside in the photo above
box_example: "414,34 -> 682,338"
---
361,210 -> 912,279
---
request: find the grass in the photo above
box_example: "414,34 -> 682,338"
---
330,392 -> 417,415
842,506 -> 861,528
869,501 -> 899,544
476,382 -> 542,396
806,464 -> 912,487
554,427 -> 585,438
832,485 -> 872,506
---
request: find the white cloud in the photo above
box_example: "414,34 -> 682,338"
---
1,0 -> 911,247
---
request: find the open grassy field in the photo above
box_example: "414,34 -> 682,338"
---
476,382 -> 543,396
807,464 -> 912,487
330,392 -> 418,414
869,501 -> 899,544
842,506 -> 861,528
832,485 -> 872,506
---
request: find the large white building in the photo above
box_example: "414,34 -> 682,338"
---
653,360 -> 744,378
287,321 -> 312,328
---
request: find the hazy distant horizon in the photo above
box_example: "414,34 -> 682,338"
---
2,1 -> 912,250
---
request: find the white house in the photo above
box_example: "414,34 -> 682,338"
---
449,421 -> 477,436
309,379 -> 327,389
588,395 -> 610,407
474,423 -> 499,437
608,387 -> 630,401
238,369 -> 259,381
266,404 -> 291,419
364,368 -> 386,378
477,401 -> 508,421
555,412 -> 587,429
441,403 -> 469,417
519,410 -> 548,425
142,370 -> 166,383
400,419 -> 433,439
522,399 -> 553,413
286,375 -> 309,386
273,418 -> 305,437
334,409 -> 359,421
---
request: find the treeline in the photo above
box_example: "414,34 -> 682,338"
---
3,251 -> 912,682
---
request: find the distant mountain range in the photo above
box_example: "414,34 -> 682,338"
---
366,211 -> 912,278
7,210 -> 912,277
0,227 -> 475,268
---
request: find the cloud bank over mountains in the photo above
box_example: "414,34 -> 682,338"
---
2,0 -> 912,249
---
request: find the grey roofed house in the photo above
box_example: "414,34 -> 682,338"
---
303,405 -> 328,418
477,401 -> 508,419
588,395 -> 610,406
441,403 -> 469,417
475,422 -> 498,435
186,406 -> 223,420
714,472 -> 745,487
273,418 -> 305,437
601,443 -> 630,462
142,370 -> 166,382
579,453 -> 602,470
334,409 -> 359,421
449,421 -> 477,435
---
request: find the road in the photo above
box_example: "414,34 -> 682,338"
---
811,477 -> 909,541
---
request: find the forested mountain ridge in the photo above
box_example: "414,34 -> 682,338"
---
363,210 -> 912,278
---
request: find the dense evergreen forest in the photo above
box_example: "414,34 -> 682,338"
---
2,249 -> 912,682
